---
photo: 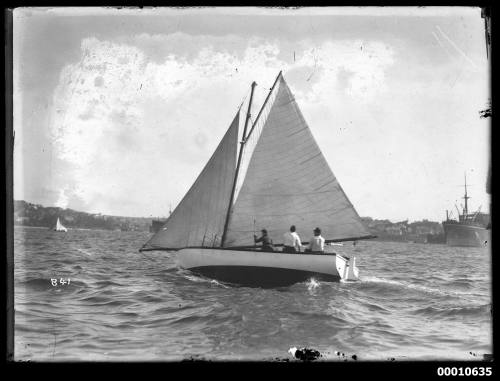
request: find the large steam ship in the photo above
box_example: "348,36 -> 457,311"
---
442,176 -> 491,247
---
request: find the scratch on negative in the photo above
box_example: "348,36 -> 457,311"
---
435,25 -> 479,70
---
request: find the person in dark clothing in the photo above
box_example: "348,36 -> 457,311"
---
254,229 -> 275,252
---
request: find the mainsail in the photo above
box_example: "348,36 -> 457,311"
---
141,72 -> 371,251
142,111 -> 240,250
224,74 -> 371,247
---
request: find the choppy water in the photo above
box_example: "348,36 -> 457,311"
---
14,226 -> 492,361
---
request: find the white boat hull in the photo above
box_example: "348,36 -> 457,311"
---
177,248 -> 359,287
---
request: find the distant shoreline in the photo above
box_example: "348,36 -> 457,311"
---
13,225 -> 151,233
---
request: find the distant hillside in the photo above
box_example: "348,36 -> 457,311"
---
361,216 -> 445,243
13,200 -> 447,241
14,200 -> 154,231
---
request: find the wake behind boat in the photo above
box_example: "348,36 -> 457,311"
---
140,71 -> 374,287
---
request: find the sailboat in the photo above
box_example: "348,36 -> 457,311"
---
442,174 -> 491,247
140,71 -> 375,287
53,217 -> 68,232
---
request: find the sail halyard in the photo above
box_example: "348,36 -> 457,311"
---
224,74 -> 372,247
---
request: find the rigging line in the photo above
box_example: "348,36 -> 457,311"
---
238,87 -> 250,112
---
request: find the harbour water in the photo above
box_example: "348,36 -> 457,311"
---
14,226 -> 492,361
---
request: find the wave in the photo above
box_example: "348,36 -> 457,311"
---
306,278 -> 321,290
360,301 -> 391,313
167,314 -> 211,326
412,304 -> 491,319
183,273 -> 220,285
360,276 -> 471,297
210,279 -> 230,288
149,267 -> 180,277
445,280 -> 473,289
75,248 -> 94,256
165,311 -> 241,328
290,310 -> 349,325
22,278 -> 54,290
78,296 -> 126,307
152,305 -> 192,316
94,280 -> 124,287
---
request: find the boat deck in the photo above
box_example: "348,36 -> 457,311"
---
191,246 -> 339,256
140,246 -> 347,259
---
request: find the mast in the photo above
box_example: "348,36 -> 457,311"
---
221,81 -> 257,247
463,172 -> 470,218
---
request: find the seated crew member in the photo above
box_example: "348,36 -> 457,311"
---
254,229 -> 274,252
305,227 -> 325,253
283,225 -> 302,253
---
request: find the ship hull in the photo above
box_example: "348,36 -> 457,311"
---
177,248 -> 358,287
442,222 -> 490,247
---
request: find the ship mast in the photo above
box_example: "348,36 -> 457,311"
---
221,71 -> 283,247
463,172 -> 470,219
221,81 -> 257,247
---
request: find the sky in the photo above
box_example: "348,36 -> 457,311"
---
13,7 -> 490,222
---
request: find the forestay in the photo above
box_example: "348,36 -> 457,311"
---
142,111 -> 240,250
223,75 -> 371,247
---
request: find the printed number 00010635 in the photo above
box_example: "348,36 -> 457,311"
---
437,367 -> 492,376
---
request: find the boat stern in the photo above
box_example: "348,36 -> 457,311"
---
336,255 -> 359,281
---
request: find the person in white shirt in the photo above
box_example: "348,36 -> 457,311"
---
283,225 -> 302,253
306,227 -> 325,253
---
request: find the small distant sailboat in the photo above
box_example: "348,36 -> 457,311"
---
140,71 -> 375,287
53,217 -> 68,232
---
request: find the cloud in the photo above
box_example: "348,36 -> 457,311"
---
46,33 -> 396,215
